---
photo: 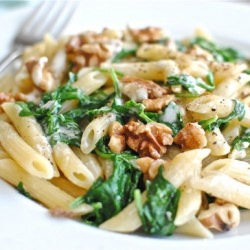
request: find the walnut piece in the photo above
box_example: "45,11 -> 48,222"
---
108,121 -> 126,153
186,45 -> 214,62
0,92 -> 27,105
124,121 -> 173,159
136,157 -> 165,180
121,76 -> 168,101
198,203 -> 240,232
174,123 -> 207,150
26,57 -> 56,92
129,27 -> 166,43
142,95 -> 175,112
66,34 -> 112,72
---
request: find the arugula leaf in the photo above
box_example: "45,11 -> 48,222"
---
199,99 -> 245,131
17,73 -> 111,147
71,154 -> 141,225
110,68 -> 123,106
191,37 -> 245,62
135,167 -> 180,235
112,48 -> 137,63
17,182 -> 33,199
113,100 -> 153,124
244,69 -> 250,75
167,73 -> 215,95
232,128 -> 250,150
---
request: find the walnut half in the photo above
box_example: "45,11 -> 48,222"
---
108,120 -> 173,159
26,57 -> 56,92
174,123 -> 207,150
124,121 -> 173,159
198,203 -> 240,232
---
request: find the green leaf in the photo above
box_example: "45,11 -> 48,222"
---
244,69 -> 250,75
232,128 -> 250,150
71,154 -> 141,225
167,73 -> 215,96
135,167 -> 180,235
16,182 -> 33,199
112,48 -> 137,63
191,37 -> 245,62
199,99 -> 245,131
17,73 -> 111,147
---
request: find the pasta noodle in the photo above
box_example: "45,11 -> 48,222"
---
2,102 -> 59,176
53,143 -> 95,189
0,121 -> 54,179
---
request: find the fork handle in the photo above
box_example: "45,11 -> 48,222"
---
0,46 -> 24,73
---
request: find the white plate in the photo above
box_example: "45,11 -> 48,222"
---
1,1 -> 250,249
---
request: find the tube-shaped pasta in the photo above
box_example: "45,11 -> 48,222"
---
210,61 -> 247,83
239,106 -> 250,128
97,156 -> 113,179
175,217 -> 213,238
99,192 -> 147,232
0,159 -> 73,209
50,176 -> 87,197
222,120 -> 241,144
189,173 -> 250,209
174,187 -> 202,226
186,95 -> 234,120
212,73 -> 250,98
0,121 -> 54,179
0,144 -> 9,160
163,149 -> 211,187
74,70 -> 108,95
72,146 -> 103,179
100,149 -> 210,232
206,128 -> 230,156
101,60 -> 179,81
136,44 -> 178,61
2,102 -> 59,177
202,158 -> 250,185
81,113 -> 116,154
53,143 -> 95,189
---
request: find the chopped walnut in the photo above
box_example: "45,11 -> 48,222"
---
142,95 -> 175,112
121,76 -> 168,101
186,45 -> 214,62
136,157 -> 165,180
108,121 -> 126,153
0,92 -> 27,105
26,57 -> 56,92
66,34 -> 112,72
128,27 -> 166,43
174,123 -> 207,150
198,203 -> 240,232
124,121 -> 173,159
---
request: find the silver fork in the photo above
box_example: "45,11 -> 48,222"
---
0,1 -> 77,73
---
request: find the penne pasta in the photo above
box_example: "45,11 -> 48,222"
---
53,143 -> 95,189
174,187 -> 202,226
0,121 -> 54,179
0,159 -> 73,209
102,60 -> 179,81
2,102 -> 59,177
81,113 -> 116,154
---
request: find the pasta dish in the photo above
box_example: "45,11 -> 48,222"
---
0,26 -> 250,238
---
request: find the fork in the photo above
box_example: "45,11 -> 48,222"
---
0,1 -> 77,73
